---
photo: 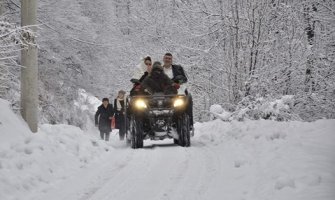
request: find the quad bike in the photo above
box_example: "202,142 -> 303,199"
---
125,93 -> 191,149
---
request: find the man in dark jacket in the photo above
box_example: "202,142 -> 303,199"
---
95,98 -> 114,141
162,53 -> 188,85
162,53 -> 194,130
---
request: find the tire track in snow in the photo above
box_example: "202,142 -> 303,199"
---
159,141 -> 222,200
77,150 -> 135,200
30,146 -> 135,200
90,148 -> 157,200
88,141 -> 191,200
31,138 -> 224,200
74,140 -> 222,200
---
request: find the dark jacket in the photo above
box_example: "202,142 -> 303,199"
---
114,98 -> 126,130
95,104 -> 114,133
142,67 -> 177,95
139,72 -> 149,82
172,65 -> 188,84
129,72 -> 149,96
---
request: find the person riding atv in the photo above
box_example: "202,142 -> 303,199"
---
141,62 -> 178,95
126,62 -> 191,148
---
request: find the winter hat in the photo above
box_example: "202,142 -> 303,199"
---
152,61 -> 163,71
118,90 -> 126,95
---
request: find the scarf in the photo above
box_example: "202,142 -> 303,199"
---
116,96 -> 127,111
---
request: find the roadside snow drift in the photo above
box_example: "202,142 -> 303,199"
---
0,99 -> 30,146
194,119 -> 335,200
1,97 -> 335,200
0,99 -> 111,200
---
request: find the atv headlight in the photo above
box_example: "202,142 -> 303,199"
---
135,99 -> 147,109
173,98 -> 185,108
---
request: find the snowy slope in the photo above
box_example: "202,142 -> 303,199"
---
0,99 -> 112,200
194,119 -> 335,200
1,98 -> 335,200
0,99 -> 30,146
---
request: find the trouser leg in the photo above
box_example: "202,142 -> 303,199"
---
100,131 -> 104,140
117,115 -> 125,140
105,132 -> 110,141
121,124 -> 126,135
119,125 -> 125,140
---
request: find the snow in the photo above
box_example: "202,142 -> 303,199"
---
74,89 -> 101,114
0,98 -> 112,200
1,98 -> 335,200
194,119 -> 335,200
0,99 -> 30,146
233,95 -> 300,121
210,104 -> 232,121
73,89 -> 102,132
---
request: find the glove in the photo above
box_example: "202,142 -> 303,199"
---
174,75 -> 185,84
130,79 -> 140,84
173,83 -> 180,89
133,84 -> 142,92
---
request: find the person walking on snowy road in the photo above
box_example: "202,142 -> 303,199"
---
95,98 -> 114,141
114,90 -> 127,140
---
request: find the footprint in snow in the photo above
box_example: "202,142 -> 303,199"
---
275,177 -> 295,190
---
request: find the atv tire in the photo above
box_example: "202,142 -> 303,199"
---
173,139 -> 179,145
177,113 -> 191,147
130,116 -> 144,149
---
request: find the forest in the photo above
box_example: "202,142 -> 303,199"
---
1,0 -> 334,126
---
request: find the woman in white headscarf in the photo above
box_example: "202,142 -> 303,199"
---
114,90 -> 127,140
130,56 -> 152,96
132,56 -> 152,81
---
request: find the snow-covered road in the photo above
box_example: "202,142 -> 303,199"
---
1,98 -> 335,200
29,137 -> 223,200
27,120 -> 335,200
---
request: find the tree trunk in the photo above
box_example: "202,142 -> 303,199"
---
232,0 -> 240,103
21,0 -> 38,133
303,3 -> 316,93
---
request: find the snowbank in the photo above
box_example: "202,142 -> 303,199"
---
210,104 -> 232,121
231,95 -> 300,121
194,119 -> 335,200
0,99 -> 30,146
0,99 -> 111,200
74,89 -> 101,115
73,89 -> 102,132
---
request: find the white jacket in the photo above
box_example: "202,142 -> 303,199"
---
132,59 -> 147,80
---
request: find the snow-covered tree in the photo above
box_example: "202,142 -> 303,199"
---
2,0 -> 334,125
0,18 -> 22,109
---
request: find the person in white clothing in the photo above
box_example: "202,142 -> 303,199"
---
114,90 -> 127,140
130,56 -> 152,96
132,56 -> 152,81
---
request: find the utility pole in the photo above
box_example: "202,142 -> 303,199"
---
0,0 -> 4,16
21,0 -> 38,133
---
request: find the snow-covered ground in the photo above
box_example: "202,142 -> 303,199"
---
1,98 -> 334,200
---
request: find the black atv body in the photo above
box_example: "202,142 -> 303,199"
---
125,93 -> 191,148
